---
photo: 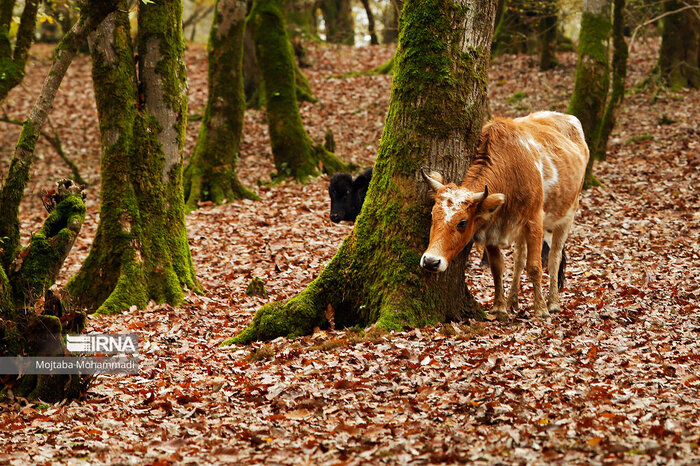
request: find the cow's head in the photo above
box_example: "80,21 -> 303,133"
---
329,173 -> 355,223
420,170 -> 505,272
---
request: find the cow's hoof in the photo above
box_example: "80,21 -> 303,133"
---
534,310 -> 550,320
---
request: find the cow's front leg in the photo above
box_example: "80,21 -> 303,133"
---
486,245 -> 508,321
525,219 -> 548,318
507,238 -> 526,311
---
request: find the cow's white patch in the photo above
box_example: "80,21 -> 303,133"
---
440,188 -> 482,222
541,150 -> 559,194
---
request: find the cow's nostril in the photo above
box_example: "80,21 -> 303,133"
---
421,256 -> 441,272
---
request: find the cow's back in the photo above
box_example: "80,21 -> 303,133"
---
475,112 -> 588,240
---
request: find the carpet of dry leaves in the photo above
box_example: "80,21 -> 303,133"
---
0,37 -> 698,464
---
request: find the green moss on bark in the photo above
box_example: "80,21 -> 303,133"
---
184,0 -> 258,211
250,0 -> 347,181
568,2 -> 612,188
654,0 -> 700,90
320,0 -> 354,45
69,2 -> 199,315
225,0 -> 496,345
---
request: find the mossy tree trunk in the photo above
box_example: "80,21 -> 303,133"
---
184,0 -> 258,211
595,0 -> 628,161
568,0 -> 610,188
568,0 -> 628,187
249,0 -> 348,181
225,0 -> 498,345
654,0 -> 700,90
0,0 -> 39,103
244,13 -> 316,108
67,0 -> 200,314
320,0 -> 354,45
538,0 -> 559,70
0,1 -> 117,401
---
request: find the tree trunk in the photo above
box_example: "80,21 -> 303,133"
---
538,0 -> 559,70
249,0 -> 348,181
244,16 -> 316,108
655,0 -> 700,90
184,0 -> 258,211
68,0 -> 199,314
0,1 -> 116,271
225,0 -> 498,345
320,0 -> 355,45
595,0 -> 628,161
0,0 -> 117,401
492,0 -> 538,55
360,0 -> 379,45
0,0 -> 38,103
567,0 -> 612,188
380,0 -> 399,44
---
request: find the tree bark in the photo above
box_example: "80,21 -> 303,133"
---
244,15 -> 316,108
0,1 -> 115,402
0,1 -> 117,271
225,0 -> 498,344
0,0 -> 39,103
595,0 -> 628,161
655,0 -> 700,89
320,0 -> 354,45
68,0 -> 199,314
249,0 -> 348,181
567,0 -> 612,188
380,0 -> 399,44
538,0 -> 559,70
360,0 -> 379,45
184,0 -> 258,211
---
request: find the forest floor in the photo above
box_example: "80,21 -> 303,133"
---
0,37 -> 699,464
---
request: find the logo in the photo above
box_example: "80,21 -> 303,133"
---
66,334 -> 138,354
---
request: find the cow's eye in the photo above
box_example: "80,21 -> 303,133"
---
456,219 -> 468,230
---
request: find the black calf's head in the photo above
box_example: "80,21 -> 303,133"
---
329,168 -> 372,223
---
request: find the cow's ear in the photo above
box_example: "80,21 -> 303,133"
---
353,172 -> 370,191
477,193 -> 505,222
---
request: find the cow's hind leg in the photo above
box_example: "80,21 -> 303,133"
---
486,245 -> 508,321
547,217 -> 574,312
506,238 -> 526,312
525,218 -> 548,318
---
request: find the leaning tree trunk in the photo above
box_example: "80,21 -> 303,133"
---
0,0 -> 39,103
360,0 -> 379,45
225,0 -> 498,345
68,0 -> 199,314
0,1 -> 118,401
568,0 -> 612,188
655,0 -> 700,90
184,0 -> 258,211
320,0 -> 355,45
249,0 -> 348,181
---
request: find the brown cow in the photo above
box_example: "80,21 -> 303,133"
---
420,111 -> 589,319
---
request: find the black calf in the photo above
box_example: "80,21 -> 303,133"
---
328,168 -> 372,223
